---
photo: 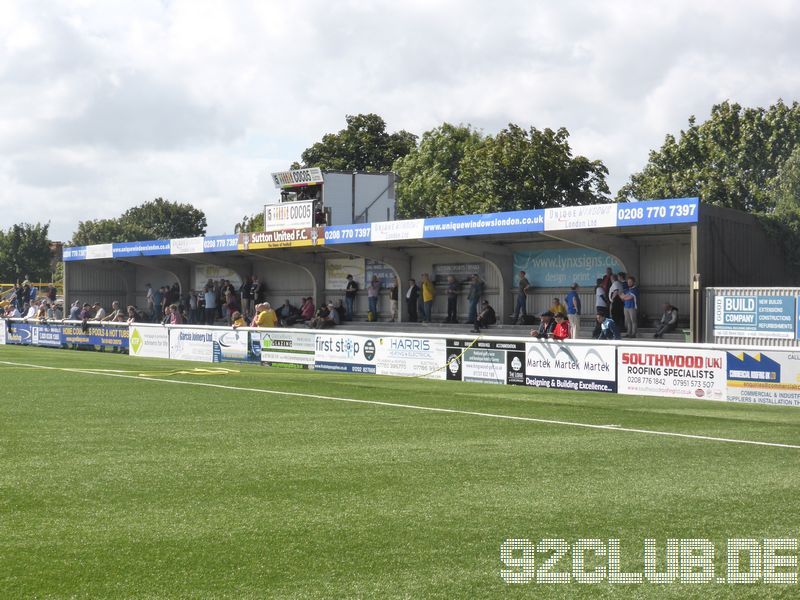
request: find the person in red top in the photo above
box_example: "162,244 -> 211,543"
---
552,312 -> 570,341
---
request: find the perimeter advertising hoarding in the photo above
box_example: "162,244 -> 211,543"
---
0,320 -> 5,345
374,336 -> 447,380
169,328 -> 215,362
5,322 -> 32,345
726,350 -> 800,407
30,324 -> 64,348
62,323 -> 129,351
713,295 -> 796,339
212,329 -> 253,362
525,341 -> 617,392
259,330 -> 315,368
446,338 -> 525,385
314,333 -> 378,374
129,326 -> 170,358
617,346 -> 726,401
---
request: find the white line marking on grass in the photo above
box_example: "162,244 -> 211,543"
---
2,359 -> 799,450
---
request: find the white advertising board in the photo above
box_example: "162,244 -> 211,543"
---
170,237 -> 205,255
212,329 -> 251,362
726,349 -> 800,407
264,201 -> 314,231
544,204 -> 617,231
259,330 -> 316,368
129,325 -> 170,358
370,219 -> 425,242
618,346 -> 726,401
85,243 -> 113,260
314,333 -> 378,374
525,341 -> 617,392
374,336 -> 446,380
169,328 -> 215,362
0,321 -> 6,345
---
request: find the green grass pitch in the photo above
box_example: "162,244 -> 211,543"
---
1,344 -> 800,598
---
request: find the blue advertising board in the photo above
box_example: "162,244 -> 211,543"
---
615,198 -> 699,227
62,246 -> 87,261
62,323 -> 129,351
713,295 -> 796,339
422,209 -> 544,238
112,240 -> 171,258
31,323 -> 65,347
5,322 -> 32,345
203,235 -> 239,253
513,248 -> 625,288
324,224 -> 372,245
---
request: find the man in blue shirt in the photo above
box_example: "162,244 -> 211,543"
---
621,275 -> 640,338
565,283 -> 581,338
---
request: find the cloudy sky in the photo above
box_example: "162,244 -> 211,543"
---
2,0 -> 799,242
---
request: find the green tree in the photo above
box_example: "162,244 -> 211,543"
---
233,212 -> 264,233
759,145 -> 800,273
299,113 -> 417,172
121,198 -> 207,240
70,218 -> 146,246
394,123 -> 484,218
69,198 -> 207,245
618,100 -> 800,212
451,124 -> 609,214
0,223 -> 53,282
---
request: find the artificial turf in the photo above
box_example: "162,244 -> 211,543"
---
1,344 -> 799,598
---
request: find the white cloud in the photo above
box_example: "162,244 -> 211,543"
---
0,0 -> 799,241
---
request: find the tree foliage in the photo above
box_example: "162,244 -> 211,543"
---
70,198 -> 207,245
396,122 -> 609,218
758,145 -> 800,272
394,123 -> 484,218
299,113 -> 417,173
452,124 -> 609,214
233,212 -> 264,234
618,100 -> 800,212
0,223 -> 53,282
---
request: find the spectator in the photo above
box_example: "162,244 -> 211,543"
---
253,276 -> 266,304
389,277 -> 399,322
551,312 -> 570,341
445,275 -> 459,323
609,272 -> 626,330
531,311 -> 555,339
654,303 -> 679,338
367,275 -> 381,320
277,299 -> 301,326
470,300 -> 496,334
549,297 -> 566,316
79,303 -> 92,320
231,311 -> 246,328
68,301 -> 81,320
421,273 -> 435,323
511,270 -> 530,323
104,301 -> 126,322
595,277 -> 609,317
151,286 -> 163,322
334,299 -> 346,323
565,283 -> 581,339
466,273 -> 484,324
240,276 -> 254,320
601,267 -> 614,297
300,297 -> 315,323
344,274 -> 358,320
593,312 -> 621,340
126,305 -> 140,324
203,286 -> 217,325
621,275 -> 640,338
405,278 -> 419,322
253,302 -> 278,328
93,302 -> 107,320
308,302 -> 340,329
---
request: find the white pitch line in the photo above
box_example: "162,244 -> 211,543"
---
2,359 -> 800,450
